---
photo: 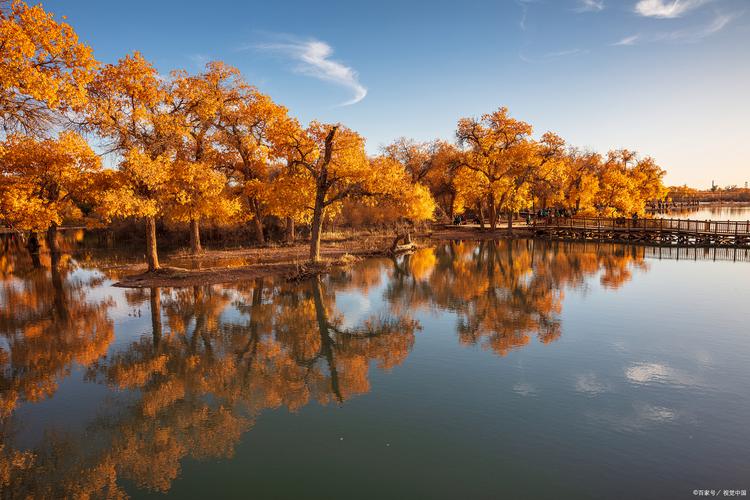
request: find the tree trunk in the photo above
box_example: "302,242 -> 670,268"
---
253,202 -> 265,245
26,232 -> 41,268
51,264 -> 69,322
507,211 -> 514,233
488,194 -> 497,231
46,223 -> 60,267
285,217 -> 295,242
189,218 -> 202,254
310,190 -> 326,262
145,216 -> 160,272
447,193 -> 456,220
311,275 -> 342,402
477,202 -> 485,230
150,287 -> 162,347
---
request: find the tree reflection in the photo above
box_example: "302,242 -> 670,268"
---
0,275 -> 420,495
0,258 -> 114,418
386,240 -> 645,356
0,239 -> 646,496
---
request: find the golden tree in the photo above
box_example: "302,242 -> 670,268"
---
165,160 -> 239,253
594,149 -> 665,216
596,150 -> 638,216
96,149 -> 173,271
426,141 -> 464,220
85,52 -> 183,271
453,167 -> 488,224
264,168 -> 314,242
383,137 -> 435,184
558,150 -> 601,215
456,107 -> 534,230
527,132 -> 567,211
0,0 -> 97,135
0,131 -> 100,261
215,79 -> 296,245
172,61 -> 243,253
384,138 -> 461,220
340,156 -> 436,229
631,155 -> 667,206
283,122 -> 370,261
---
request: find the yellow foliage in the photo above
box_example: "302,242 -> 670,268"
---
0,131 -> 100,231
166,160 -> 240,225
0,1 -> 98,134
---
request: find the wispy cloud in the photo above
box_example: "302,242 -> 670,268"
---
520,48 -> 589,62
659,11 -> 735,40
613,34 -> 641,46
517,0 -> 537,31
253,36 -> 367,106
614,11 -> 736,45
634,0 -> 711,18
575,0 -> 605,13
545,48 -> 590,57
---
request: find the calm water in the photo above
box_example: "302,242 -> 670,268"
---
2,238 -> 750,499
658,203 -> 750,221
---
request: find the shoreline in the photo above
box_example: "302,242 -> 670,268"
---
112,234 -> 417,288
109,220 -> 749,288
111,226 -> 536,288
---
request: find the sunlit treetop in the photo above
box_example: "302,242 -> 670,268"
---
0,0 -> 98,135
85,51 -> 181,155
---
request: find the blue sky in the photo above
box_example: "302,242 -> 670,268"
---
43,0 -> 749,187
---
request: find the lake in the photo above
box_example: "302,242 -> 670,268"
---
1,239 -> 749,499
657,203 -> 750,221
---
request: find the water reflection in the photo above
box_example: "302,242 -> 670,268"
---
386,241 -> 645,355
657,204 -> 750,221
0,258 -> 114,418
0,239 -> 649,496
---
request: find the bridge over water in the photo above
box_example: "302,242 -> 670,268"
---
532,217 -> 750,248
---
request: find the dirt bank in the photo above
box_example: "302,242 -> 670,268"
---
112,234 -> 413,288
111,226 -> 532,288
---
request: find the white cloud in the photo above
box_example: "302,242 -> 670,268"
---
613,12 -> 736,45
613,34 -> 641,45
254,37 -> 367,106
517,0 -> 539,31
575,373 -> 610,396
545,48 -> 589,57
634,0 -> 711,18
666,11 -> 734,40
520,48 -> 588,63
625,362 -> 696,386
576,0 -> 605,12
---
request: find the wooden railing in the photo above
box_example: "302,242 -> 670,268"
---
533,216 -> 750,235
540,240 -> 750,262
644,245 -> 750,262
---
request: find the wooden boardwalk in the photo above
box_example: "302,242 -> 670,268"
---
532,216 -> 750,248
